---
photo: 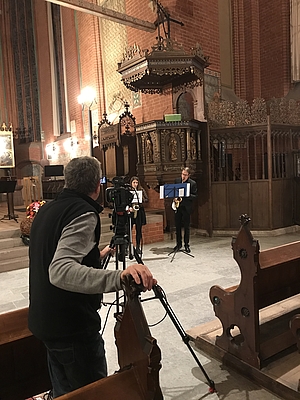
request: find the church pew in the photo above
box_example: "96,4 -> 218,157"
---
0,279 -> 162,400
0,307 -> 50,400
290,314 -> 300,352
209,214 -> 300,369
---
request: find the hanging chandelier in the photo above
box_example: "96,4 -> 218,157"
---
117,1 -> 210,94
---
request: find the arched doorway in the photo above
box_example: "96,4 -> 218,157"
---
176,92 -> 195,120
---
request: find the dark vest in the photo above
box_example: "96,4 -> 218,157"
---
28,189 -> 102,341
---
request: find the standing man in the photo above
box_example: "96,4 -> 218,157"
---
28,156 -> 156,398
174,167 -> 197,253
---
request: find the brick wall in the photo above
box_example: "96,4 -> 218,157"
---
34,3 -> 54,145
125,0 -> 221,123
125,0 -> 220,71
259,0 -> 290,99
145,188 -> 165,210
131,214 -> 164,245
61,7 -> 83,137
232,0 -> 291,102
0,0 -> 295,191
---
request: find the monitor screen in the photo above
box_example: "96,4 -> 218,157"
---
44,165 -> 64,177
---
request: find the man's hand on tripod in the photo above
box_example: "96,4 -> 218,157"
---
100,244 -> 116,259
121,264 -> 157,291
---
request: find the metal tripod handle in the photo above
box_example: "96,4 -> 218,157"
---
109,232 -> 216,393
152,284 -> 215,392
127,268 -> 215,392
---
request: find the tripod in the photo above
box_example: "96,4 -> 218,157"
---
168,203 -> 195,262
102,209 -> 215,393
168,246 -> 195,262
102,207 -> 139,315
127,248 -> 215,393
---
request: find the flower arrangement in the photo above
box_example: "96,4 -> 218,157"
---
20,200 -> 46,245
26,200 -> 46,219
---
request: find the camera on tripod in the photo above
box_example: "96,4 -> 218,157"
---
105,176 -> 133,213
105,176 -> 134,261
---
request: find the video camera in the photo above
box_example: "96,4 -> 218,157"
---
105,177 -> 134,256
105,176 -> 133,213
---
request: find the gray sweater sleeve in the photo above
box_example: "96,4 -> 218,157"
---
49,212 -> 123,294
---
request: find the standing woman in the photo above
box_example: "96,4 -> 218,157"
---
130,176 -> 148,255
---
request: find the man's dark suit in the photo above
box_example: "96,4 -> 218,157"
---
174,177 -> 197,248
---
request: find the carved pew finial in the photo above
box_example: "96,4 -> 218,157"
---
239,214 -> 251,226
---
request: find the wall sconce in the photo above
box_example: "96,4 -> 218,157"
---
64,137 -> 79,156
70,137 -> 79,148
78,86 -> 97,157
46,143 -> 57,161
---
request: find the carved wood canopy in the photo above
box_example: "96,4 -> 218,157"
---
98,123 -> 119,148
117,40 -> 210,94
119,102 -> 136,136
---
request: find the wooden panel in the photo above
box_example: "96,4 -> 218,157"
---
228,182 -> 249,228
188,317 -> 300,400
290,314 -> 300,351
250,180 -> 269,229
209,220 -> 300,369
211,178 -> 295,230
259,241 -> 300,268
22,176 -> 43,207
0,308 -> 50,400
59,368 -> 145,400
272,179 -> 293,228
0,284 -> 163,400
211,182 -> 227,228
212,180 -> 269,230
293,178 -> 300,225
283,179 -> 293,226
105,147 -> 117,179
42,179 -> 64,200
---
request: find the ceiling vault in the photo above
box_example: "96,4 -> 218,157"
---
45,0 -> 156,32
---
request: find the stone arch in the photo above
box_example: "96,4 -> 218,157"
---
173,86 -> 206,121
174,91 -> 195,120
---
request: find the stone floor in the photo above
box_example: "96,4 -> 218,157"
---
1,201 -> 300,399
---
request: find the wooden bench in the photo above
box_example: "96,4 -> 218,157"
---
209,214 -> 300,369
0,281 -> 162,400
0,307 -> 51,400
290,314 -> 300,352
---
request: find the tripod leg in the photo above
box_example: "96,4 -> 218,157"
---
101,253 -> 112,270
153,285 -> 216,393
170,249 -> 178,262
117,243 -> 127,262
167,247 -> 179,262
113,243 -> 128,317
131,247 -> 215,392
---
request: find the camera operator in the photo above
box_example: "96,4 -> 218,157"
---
130,176 -> 148,256
28,156 -> 157,398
